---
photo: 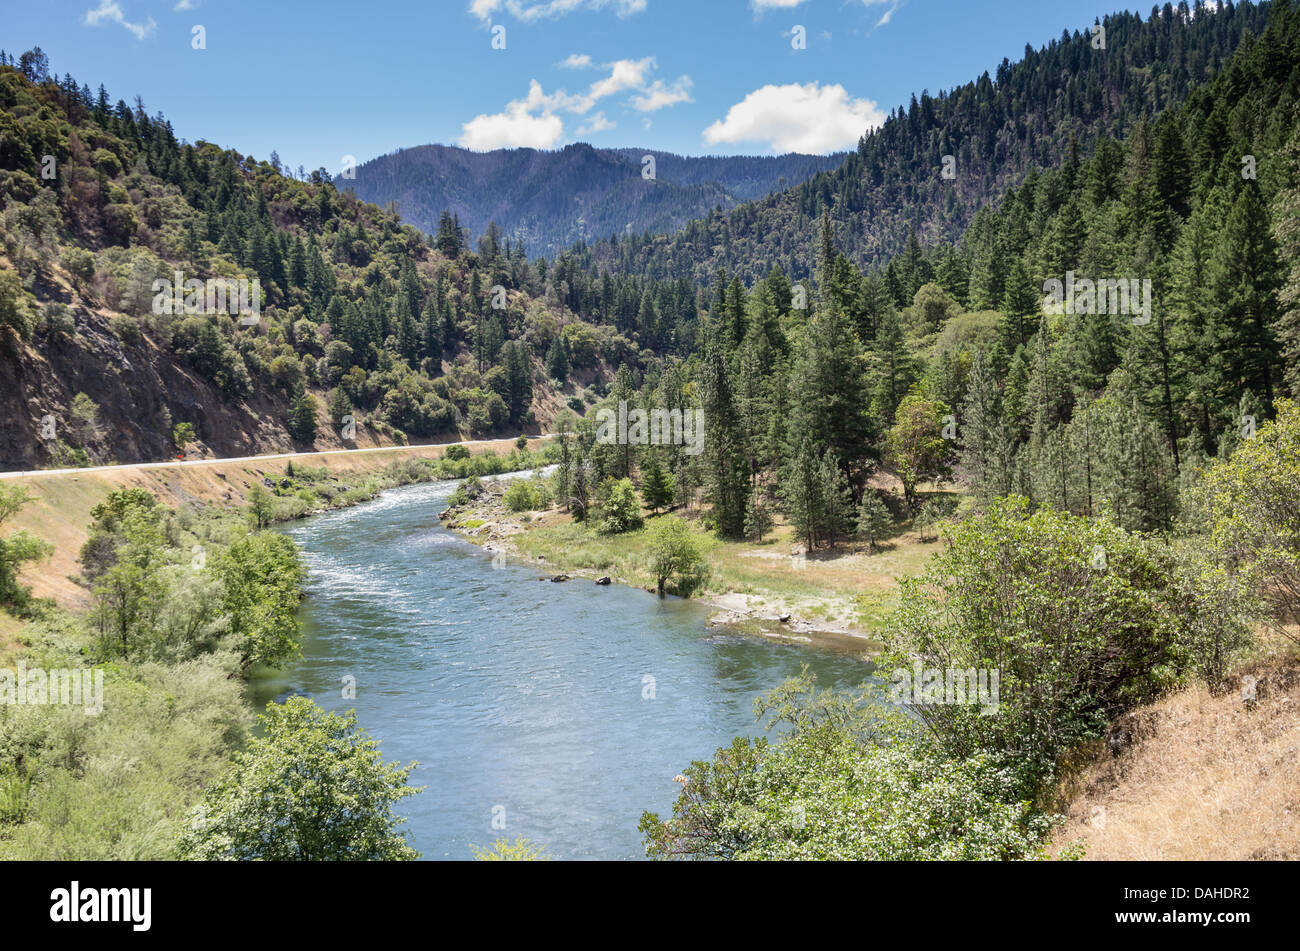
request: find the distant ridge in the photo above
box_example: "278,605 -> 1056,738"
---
335,143 -> 845,257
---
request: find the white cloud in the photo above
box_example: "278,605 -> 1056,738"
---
83,1 -> 156,40
863,0 -> 902,28
463,56 -> 689,148
173,0 -> 200,10
630,76 -> 693,112
460,80 -> 566,150
560,53 -> 593,69
469,0 -> 646,23
752,0 -> 807,8
582,57 -> 654,108
702,82 -> 883,153
577,112 -> 615,135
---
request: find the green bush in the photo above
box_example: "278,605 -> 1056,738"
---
503,479 -> 551,513
176,697 -> 421,861
647,515 -> 707,596
597,478 -> 643,534
882,496 -> 1229,797
641,672 -> 1053,861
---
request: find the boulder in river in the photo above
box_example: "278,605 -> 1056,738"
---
595,576 -> 611,586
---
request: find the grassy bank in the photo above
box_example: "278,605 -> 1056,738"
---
443,475 -> 961,646
1048,647 -> 1300,860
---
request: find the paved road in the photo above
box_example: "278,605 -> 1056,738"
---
0,435 -> 552,480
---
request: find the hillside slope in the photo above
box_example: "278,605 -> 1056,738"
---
1051,651 -> 1300,860
0,58 -> 640,469
573,2 -> 1276,284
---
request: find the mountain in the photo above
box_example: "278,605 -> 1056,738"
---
334,143 -> 844,258
569,2 -> 1277,285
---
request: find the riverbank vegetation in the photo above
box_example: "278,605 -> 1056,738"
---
443,467 -> 952,632
641,405 -> 1299,859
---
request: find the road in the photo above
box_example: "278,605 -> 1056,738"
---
0,435 -> 552,480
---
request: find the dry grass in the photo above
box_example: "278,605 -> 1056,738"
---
1049,650 -> 1300,860
0,611 -> 27,662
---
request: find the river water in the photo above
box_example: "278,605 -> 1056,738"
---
250,477 -> 873,860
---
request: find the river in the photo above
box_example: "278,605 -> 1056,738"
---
250,477 -> 874,860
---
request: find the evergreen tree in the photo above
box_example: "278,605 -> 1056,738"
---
742,490 -> 773,543
641,449 -> 675,514
545,335 -> 569,382
287,381 -> 318,444
780,437 -> 823,552
855,493 -> 892,552
699,338 -> 750,537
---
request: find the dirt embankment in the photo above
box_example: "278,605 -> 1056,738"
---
1050,650 -> 1300,860
8,437 -> 533,611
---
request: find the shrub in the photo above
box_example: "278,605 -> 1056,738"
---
110,314 -> 142,345
176,697 -> 421,861
503,479 -> 550,513
647,516 -> 707,596
598,478 -> 643,534
882,496 -> 1191,797
640,673 -> 1052,860
471,838 -> 550,861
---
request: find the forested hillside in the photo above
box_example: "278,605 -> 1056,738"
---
337,143 -> 842,259
543,0 -> 1300,550
569,1 -> 1275,285
0,55 -> 655,469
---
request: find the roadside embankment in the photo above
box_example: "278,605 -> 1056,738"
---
8,437 -> 546,610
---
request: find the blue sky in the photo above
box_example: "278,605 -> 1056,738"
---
6,0 -> 1142,172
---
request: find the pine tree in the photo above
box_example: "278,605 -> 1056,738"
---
818,451 -> 853,549
641,450 -> 675,514
393,296 -> 418,362
742,490 -> 773,543
327,387 -> 352,429
434,211 -> 462,257
959,350 -> 1006,502
1272,126 -> 1300,399
1209,181 -> 1282,411
855,493 -> 892,552
780,437 -> 823,552
287,382 -> 318,444
868,309 -> 915,427
421,298 -> 443,363
545,335 -> 569,382
699,338 -> 750,537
